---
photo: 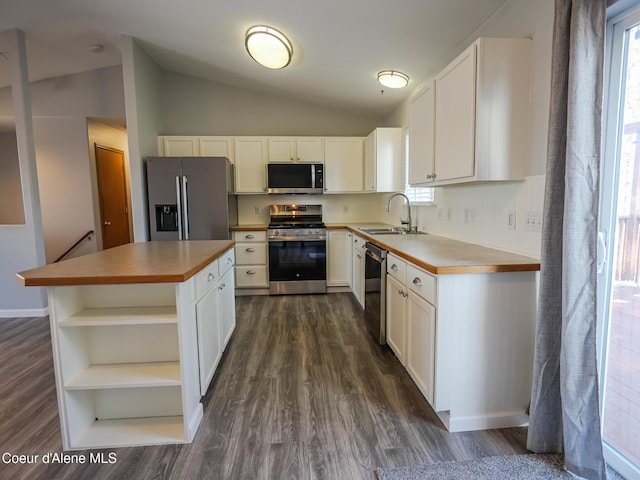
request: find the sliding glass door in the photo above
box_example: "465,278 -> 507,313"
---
599,5 -> 640,479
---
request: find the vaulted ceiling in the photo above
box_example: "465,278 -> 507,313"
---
1,0 -> 543,118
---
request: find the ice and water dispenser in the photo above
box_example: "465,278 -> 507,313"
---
155,205 -> 179,232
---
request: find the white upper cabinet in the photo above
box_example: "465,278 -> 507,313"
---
435,44 -> 477,182
268,137 -> 324,163
409,81 -> 436,185
199,137 -> 235,163
158,136 -> 234,162
431,37 -> 531,185
234,138 -> 268,193
324,137 -> 364,193
161,136 -> 198,156
364,127 -> 403,192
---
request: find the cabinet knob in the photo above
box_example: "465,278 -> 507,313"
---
412,277 -> 422,286
246,234 -> 255,239
391,264 -> 398,271
426,174 -> 432,180
227,257 -> 233,264
207,273 -> 215,282
246,247 -> 255,252
247,270 -> 256,275
104,221 -> 111,226
432,173 -> 437,180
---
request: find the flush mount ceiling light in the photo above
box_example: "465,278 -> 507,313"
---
245,25 -> 293,69
377,70 -> 410,89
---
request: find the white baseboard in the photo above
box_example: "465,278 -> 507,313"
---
0,307 -> 49,318
438,410 -> 529,433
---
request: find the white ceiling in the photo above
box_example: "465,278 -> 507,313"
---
0,0 -> 517,118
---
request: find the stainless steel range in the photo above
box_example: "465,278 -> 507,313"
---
267,204 -> 327,295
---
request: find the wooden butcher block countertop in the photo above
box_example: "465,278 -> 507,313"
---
16,240 -> 235,286
328,223 -> 540,275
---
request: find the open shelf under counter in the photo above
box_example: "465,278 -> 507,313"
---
58,306 -> 178,327
71,416 -> 185,450
65,362 -> 182,390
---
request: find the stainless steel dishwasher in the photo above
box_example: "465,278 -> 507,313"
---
364,242 -> 387,345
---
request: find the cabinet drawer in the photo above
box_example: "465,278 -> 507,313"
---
235,266 -> 268,288
235,243 -> 267,265
407,264 -> 437,305
233,231 -> 267,243
387,253 -> 406,283
195,259 -> 219,300
219,248 -> 235,276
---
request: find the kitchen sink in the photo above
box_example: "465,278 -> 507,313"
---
359,227 -> 425,235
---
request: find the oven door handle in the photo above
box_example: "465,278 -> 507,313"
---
268,236 -> 327,242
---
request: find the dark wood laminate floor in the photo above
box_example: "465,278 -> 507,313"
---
0,293 -> 529,480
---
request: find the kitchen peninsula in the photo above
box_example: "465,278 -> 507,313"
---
327,224 -> 540,432
16,240 -> 235,451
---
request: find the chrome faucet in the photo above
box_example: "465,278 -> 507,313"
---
386,193 -> 414,232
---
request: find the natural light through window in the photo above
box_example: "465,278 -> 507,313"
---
403,128 -> 434,203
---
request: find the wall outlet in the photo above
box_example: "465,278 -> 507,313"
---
525,211 -> 542,232
437,208 -> 444,221
507,210 -> 517,230
464,208 -> 476,225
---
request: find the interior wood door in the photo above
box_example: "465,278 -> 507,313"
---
95,144 -> 131,249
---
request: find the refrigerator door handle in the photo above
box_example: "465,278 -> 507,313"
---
175,176 -> 183,240
182,175 -> 190,240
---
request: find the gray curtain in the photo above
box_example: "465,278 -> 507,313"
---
527,0 -> 608,479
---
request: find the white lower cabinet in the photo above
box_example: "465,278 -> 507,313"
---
351,234 -> 366,307
195,249 -> 236,396
48,249 -> 236,450
406,290 -> 436,405
327,229 -> 352,286
386,274 -> 407,363
384,254 -> 537,433
234,231 -> 269,290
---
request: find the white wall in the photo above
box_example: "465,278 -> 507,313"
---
0,64 -> 126,314
382,0 -> 554,258
34,117 -> 96,262
122,36 -> 163,242
237,193 -> 389,225
159,71 -> 382,137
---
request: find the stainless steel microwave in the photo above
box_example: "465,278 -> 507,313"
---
267,163 -> 324,194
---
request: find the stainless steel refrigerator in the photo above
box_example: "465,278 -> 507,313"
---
146,156 -> 237,240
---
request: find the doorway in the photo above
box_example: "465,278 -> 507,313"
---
95,144 -> 131,249
599,5 -> 640,479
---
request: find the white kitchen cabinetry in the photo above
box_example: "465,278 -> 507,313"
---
268,137 -> 324,163
364,127 -> 403,192
409,81 -> 436,185
158,136 -> 235,162
233,230 -> 269,291
327,229 -> 352,287
433,37 -> 531,185
324,137 -> 364,193
195,248 -> 235,396
161,136 -> 198,157
48,283 -> 206,450
384,253 -> 537,432
406,264 -> 437,405
198,137 -> 235,163
351,234 -> 366,307
234,138 -> 268,193
386,253 -> 408,363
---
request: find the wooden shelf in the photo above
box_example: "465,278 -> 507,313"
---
65,362 -> 181,390
71,416 -> 185,449
59,306 -> 177,327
